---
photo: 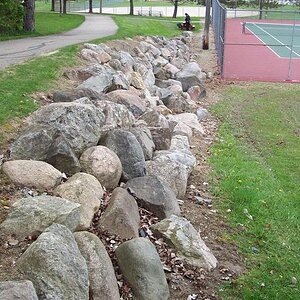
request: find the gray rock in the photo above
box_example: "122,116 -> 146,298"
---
151,215 -> 218,270
129,71 -> 146,90
46,135 -> 81,175
146,156 -> 189,199
169,113 -> 204,135
173,121 -> 193,141
155,79 -> 182,89
26,98 -> 105,156
108,72 -> 130,92
187,85 -> 206,101
106,90 -> 146,117
74,232 -> 120,300
52,88 -> 105,103
154,63 -> 180,80
176,62 -> 205,92
134,63 -> 155,89
2,160 -> 62,190
129,127 -> 155,160
77,74 -> 113,94
10,124 -> 57,161
18,224 -> 89,300
80,146 -> 122,190
116,238 -> 170,300
109,59 -> 122,70
162,91 -> 197,114
196,108 -> 209,121
0,280 -> 38,300
54,173 -> 103,230
94,100 -> 135,131
126,175 -> 180,219
0,195 -> 80,241
139,109 -> 170,128
153,150 -> 196,174
99,187 -> 140,239
148,127 -> 172,151
170,135 -> 191,154
102,129 -> 146,181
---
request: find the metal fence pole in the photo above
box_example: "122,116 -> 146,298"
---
287,13 -> 297,81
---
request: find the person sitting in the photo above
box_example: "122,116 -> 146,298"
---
185,13 -> 191,31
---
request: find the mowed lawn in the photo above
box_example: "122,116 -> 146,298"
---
211,82 -> 300,299
0,12 -> 85,41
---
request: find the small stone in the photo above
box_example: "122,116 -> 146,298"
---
291,276 -> 297,285
8,239 -> 19,246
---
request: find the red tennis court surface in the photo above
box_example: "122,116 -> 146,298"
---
223,18 -> 300,82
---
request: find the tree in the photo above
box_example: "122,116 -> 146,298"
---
169,0 -> 189,18
129,0 -> 134,15
23,0 -> 35,32
63,0 -> 67,14
51,0 -> 55,11
0,0 -> 23,33
89,0 -> 93,13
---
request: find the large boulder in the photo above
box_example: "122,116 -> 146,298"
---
94,100 -> 136,131
11,98 -> 105,158
80,146 -> 122,190
176,62 -> 205,92
0,195 -> 80,241
148,127 -> 172,151
106,90 -> 146,117
139,109 -> 169,128
146,156 -> 189,199
102,130 -> 146,181
99,187 -> 140,239
151,215 -> 218,270
153,150 -> 196,174
0,280 -> 38,300
2,160 -> 62,190
54,173 -> 103,230
76,73 -> 113,94
168,113 -> 205,135
162,91 -> 197,114
74,232 -> 120,300
126,175 -> 180,220
116,238 -> 170,300
18,224 -> 89,300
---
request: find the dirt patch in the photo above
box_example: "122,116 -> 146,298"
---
0,32 -> 245,299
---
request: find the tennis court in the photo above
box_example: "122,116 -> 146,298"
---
243,22 -> 300,58
223,19 -> 300,82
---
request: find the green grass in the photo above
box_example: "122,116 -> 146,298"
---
0,14 -> 190,145
0,12 -> 85,41
210,82 -> 300,299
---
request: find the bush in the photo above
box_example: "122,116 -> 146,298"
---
0,0 -> 24,34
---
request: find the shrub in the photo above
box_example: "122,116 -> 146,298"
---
0,0 -> 24,34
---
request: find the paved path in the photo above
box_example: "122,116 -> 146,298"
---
0,14 -> 118,70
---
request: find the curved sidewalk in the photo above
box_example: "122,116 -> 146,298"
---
0,14 -> 118,70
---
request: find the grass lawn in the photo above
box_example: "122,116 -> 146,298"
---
0,14 -> 189,145
0,13 -> 85,41
210,82 -> 300,299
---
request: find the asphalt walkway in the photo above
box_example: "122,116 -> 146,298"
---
0,14 -> 118,70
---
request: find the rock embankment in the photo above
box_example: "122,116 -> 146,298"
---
0,32 -> 217,300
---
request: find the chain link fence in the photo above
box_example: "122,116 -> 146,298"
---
212,0 -> 300,81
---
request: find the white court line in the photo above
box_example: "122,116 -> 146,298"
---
244,23 -> 281,58
251,23 -> 300,58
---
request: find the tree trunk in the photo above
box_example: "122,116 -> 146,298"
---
63,0 -> 67,14
89,0 -> 93,13
173,0 -> 178,18
23,0 -> 35,32
100,0 -> 103,13
129,0 -> 134,15
51,0 -> 55,11
202,0 -> 211,50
